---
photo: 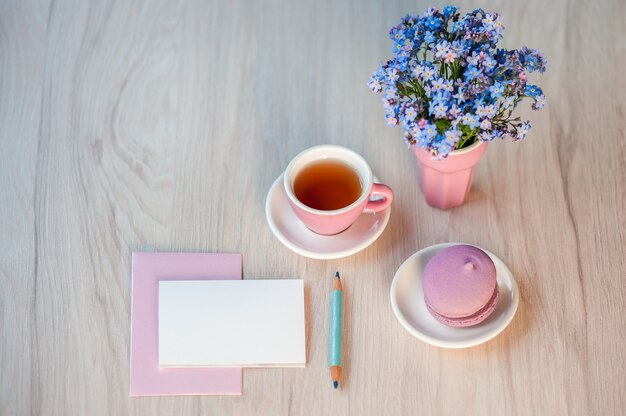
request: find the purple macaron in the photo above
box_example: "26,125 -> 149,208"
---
422,245 -> 499,327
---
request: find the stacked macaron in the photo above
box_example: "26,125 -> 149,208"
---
422,245 -> 499,327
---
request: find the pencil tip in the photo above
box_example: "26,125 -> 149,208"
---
333,380 -> 339,389
335,271 -> 340,279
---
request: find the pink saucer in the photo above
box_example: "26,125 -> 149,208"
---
265,173 -> 391,259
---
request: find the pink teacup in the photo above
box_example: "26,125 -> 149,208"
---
284,145 -> 393,235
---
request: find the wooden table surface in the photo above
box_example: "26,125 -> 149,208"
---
1,0 -> 624,415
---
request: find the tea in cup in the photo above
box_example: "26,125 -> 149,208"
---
284,145 -> 393,235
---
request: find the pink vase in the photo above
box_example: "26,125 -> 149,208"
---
412,141 -> 488,209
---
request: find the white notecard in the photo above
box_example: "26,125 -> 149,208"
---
158,279 -> 306,368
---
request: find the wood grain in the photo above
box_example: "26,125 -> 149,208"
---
1,0 -> 624,415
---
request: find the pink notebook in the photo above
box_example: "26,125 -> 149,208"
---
130,252 -> 243,396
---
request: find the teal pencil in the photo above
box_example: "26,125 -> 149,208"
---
329,272 -> 343,389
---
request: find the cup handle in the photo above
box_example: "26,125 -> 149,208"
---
364,183 -> 393,214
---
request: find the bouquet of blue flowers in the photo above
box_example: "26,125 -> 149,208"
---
368,6 -> 547,158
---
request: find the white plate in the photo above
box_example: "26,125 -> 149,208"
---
390,243 -> 519,348
265,173 -> 391,260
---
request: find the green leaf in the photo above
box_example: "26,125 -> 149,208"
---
435,119 -> 452,133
